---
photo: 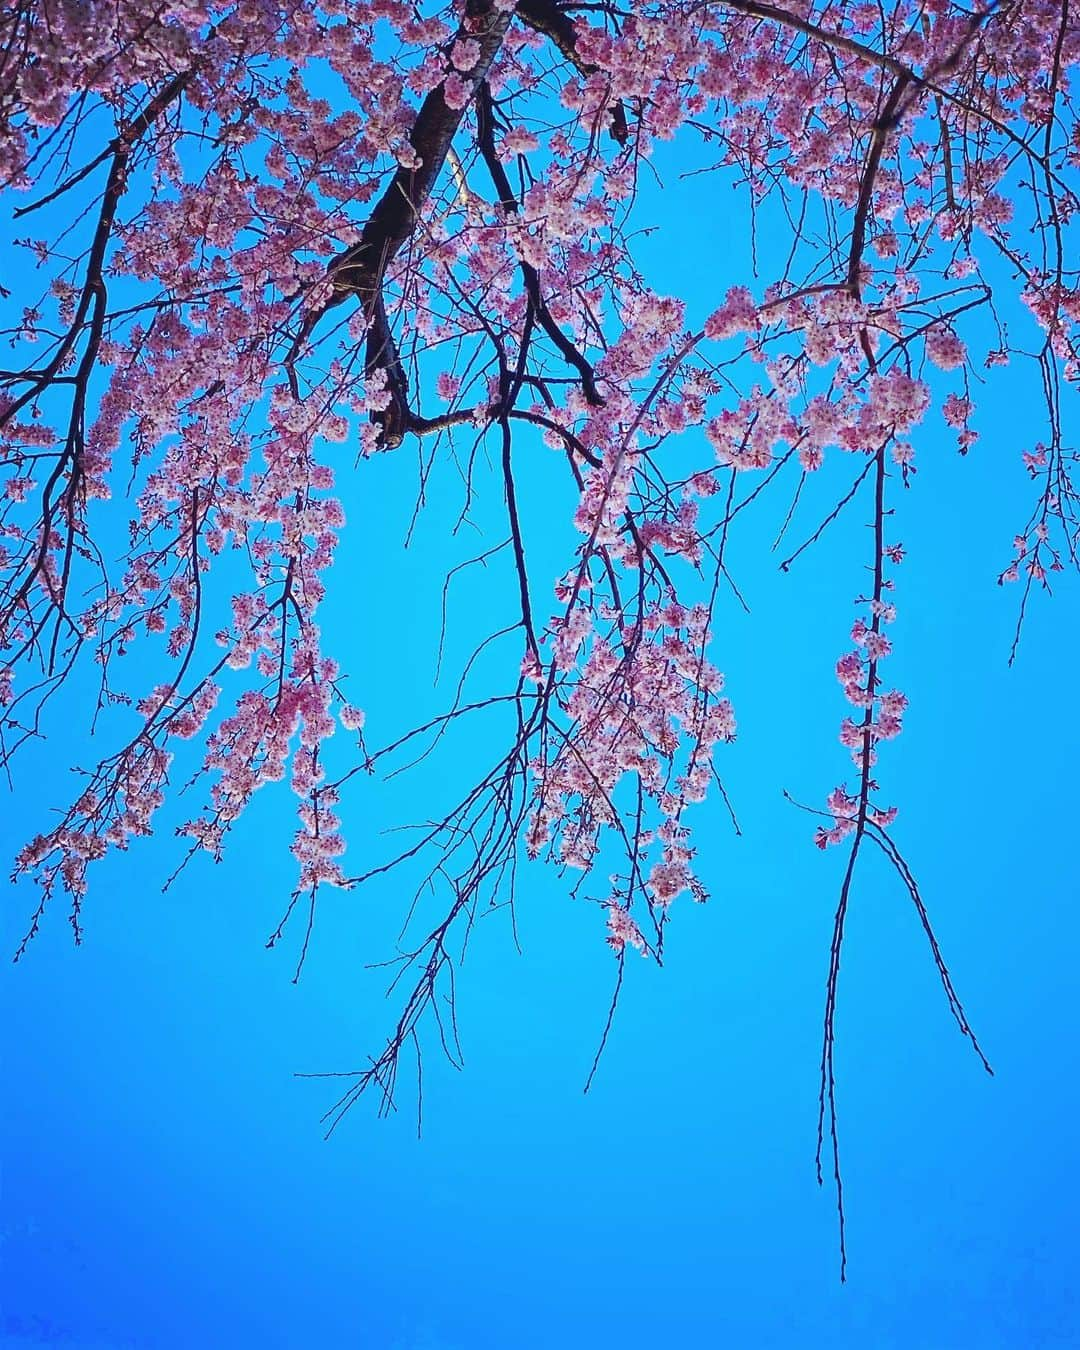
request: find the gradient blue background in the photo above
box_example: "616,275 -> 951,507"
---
3,129 -> 1079,1349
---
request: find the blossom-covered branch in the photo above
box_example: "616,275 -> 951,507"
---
2,0 -> 1078,1272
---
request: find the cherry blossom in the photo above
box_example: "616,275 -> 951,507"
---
1,0 -> 1078,1275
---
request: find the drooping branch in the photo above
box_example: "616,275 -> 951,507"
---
0,69 -> 192,670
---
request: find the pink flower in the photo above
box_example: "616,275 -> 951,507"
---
864,631 -> 892,661
942,394 -> 972,427
605,903 -> 648,955
443,74 -> 472,110
450,39 -> 481,71
925,326 -> 966,371
704,286 -> 757,340
340,705 -> 365,732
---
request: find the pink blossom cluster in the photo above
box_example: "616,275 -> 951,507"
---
1,0 -> 1078,976
13,739 -> 174,904
605,902 -> 648,956
817,596 -> 906,848
180,643 -> 347,891
529,600 -> 733,921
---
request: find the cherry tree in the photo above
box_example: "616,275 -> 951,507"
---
2,0 -> 1077,1274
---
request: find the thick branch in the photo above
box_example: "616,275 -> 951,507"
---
475,80 -> 603,405
293,0 -> 517,445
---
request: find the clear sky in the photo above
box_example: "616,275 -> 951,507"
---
3,91 -> 1079,1350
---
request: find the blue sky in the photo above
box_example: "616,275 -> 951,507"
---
3,75 -> 1080,1350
